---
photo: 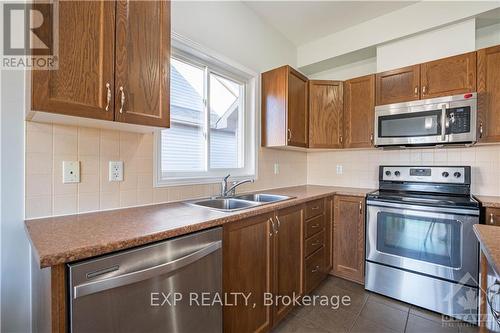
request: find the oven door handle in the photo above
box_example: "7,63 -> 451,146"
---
441,104 -> 448,142
366,200 -> 479,216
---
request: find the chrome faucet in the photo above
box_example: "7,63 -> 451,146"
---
220,174 -> 254,197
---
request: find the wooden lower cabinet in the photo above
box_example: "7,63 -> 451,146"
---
223,213 -> 274,333
333,195 -> 365,284
273,206 -> 304,324
485,207 -> 500,227
223,205 -> 304,332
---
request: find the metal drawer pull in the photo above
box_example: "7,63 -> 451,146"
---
311,206 -> 320,210
359,202 -> 362,214
119,86 -> 125,113
269,218 -> 275,237
311,224 -> 320,228
490,213 -> 495,225
105,83 -> 111,111
311,241 -> 322,246
287,129 -> 292,142
73,241 -> 221,299
487,281 -> 500,324
275,216 -> 281,228
311,265 -> 320,273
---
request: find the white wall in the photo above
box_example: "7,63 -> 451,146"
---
1,70 -> 30,333
297,1 -> 499,68
377,19 -> 476,72
477,22 -> 500,49
309,57 -> 376,81
172,1 -> 297,72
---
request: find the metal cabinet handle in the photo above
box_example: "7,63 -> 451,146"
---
422,85 -> 427,95
311,265 -> 320,273
105,83 -> 111,111
311,241 -> 322,246
370,133 -> 374,144
339,135 -> 343,144
490,213 -> 495,225
311,223 -> 320,228
270,218 -> 277,236
275,216 -> 281,228
119,86 -> 125,114
359,202 -> 362,214
73,240 -> 221,299
479,122 -> 484,139
287,129 -> 292,142
311,206 -> 320,211
414,86 -> 418,96
487,281 -> 500,324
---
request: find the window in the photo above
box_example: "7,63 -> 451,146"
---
156,42 -> 257,186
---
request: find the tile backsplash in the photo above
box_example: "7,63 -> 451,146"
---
25,121 -> 307,219
307,146 -> 500,196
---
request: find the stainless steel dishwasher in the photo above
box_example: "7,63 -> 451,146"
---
68,227 -> 222,333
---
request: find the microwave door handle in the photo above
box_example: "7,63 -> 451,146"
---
72,240 -> 222,299
441,104 -> 447,142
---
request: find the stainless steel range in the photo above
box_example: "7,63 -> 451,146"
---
365,166 -> 480,324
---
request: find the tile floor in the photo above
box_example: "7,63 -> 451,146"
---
272,276 -> 479,333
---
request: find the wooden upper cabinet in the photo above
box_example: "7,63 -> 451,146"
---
308,80 -> 343,148
273,206 -> 303,325
262,65 -> 308,148
477,45 -> 500,143
343,75 -> 375,148
333,195 -> 365,285
32,1 -> 115,121
420,52 -> 476,99
223,213 -> 273,333
375,65 -> 420,105
114,0 -> 170,127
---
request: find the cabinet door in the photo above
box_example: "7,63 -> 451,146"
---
223,213 -> 273,333
333,196 -> 365,284
477,46 -> 500,143
325,197 -> 334,273
485,208 -> 500,227
273,206 -> 303,325
420,52 -> 476,99
114,0 -> 170,128
375,65 -> 420,105
343,75 -> 375,148
308,81 -> 343,148
261,66 -> 288,147
32,1 -> 115,121
287,67 -> 308,147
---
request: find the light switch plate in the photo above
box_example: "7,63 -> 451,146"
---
62,161 -> 80,183
109,161 -> 124,182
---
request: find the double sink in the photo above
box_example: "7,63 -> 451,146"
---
189,193 -> 294,212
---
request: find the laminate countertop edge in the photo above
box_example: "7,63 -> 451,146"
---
473,224 -> 500,277
25,185 -> 373,268
476,195 -> 500,208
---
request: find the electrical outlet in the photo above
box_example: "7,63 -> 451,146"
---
274,163 -> 280,175
336,164 -> 343,175
62,161 -> 80,183
109,161 -> 124,182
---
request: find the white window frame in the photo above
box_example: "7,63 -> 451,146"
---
154,34 -> 258,187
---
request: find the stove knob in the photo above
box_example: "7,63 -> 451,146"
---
395,171 -> 401,177
385,171 -> 391,176
442,172 -> 449,178
454,172 -> 462,178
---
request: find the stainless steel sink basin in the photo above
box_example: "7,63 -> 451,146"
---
190,198 -> 261,212
234,193 -> 294,203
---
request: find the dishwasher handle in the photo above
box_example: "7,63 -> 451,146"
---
73,240 -> 222,299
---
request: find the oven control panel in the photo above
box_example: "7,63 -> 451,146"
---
381,166 -> 467,184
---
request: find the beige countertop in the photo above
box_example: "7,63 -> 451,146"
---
25,185 -> 373,268
474,224 -> 500,276
476,195 -> 500,208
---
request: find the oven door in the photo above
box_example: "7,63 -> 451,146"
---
366,201 -> 479,284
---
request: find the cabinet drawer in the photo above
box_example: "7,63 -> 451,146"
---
305,199 -> 324,219
485,208 -> 500,226
305,214 -> 325,238
305,246 -> 326,293
305,231 -> 324,258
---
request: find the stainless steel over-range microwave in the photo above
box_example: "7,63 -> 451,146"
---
374,93 -> 477,147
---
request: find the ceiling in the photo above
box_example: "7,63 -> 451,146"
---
244,1 -> 417,46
